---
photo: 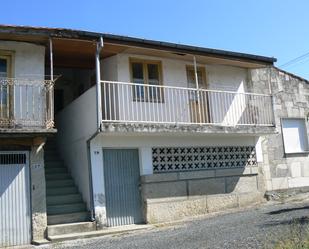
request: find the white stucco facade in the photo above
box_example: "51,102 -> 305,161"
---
0,40 -> 45,78
90,133 -> 261,226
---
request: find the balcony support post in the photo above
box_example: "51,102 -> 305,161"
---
49,37 -> 54,81
48,37 -> 54,128
193,56 -> 202,122
96,37 -> 104,131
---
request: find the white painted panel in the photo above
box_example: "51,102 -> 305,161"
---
139,147 -> 153,175
282,119 -> 309,153
0,152 -> 30,247
255,137 -> 264,162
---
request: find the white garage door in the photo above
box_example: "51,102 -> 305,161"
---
0,152 -> 31,247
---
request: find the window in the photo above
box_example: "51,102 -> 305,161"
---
0,53 -> 12,118
281,118 -> 309,154
130,59 -> 163,102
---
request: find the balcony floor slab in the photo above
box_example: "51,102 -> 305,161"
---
101,122 -> 276,136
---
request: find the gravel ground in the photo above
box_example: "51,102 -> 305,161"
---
40,200 -> 309,249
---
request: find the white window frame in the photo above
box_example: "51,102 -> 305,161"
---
281,118 -> 309,154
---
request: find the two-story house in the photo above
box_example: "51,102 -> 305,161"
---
0,25 -> 308,246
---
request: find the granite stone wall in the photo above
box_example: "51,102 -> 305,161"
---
30,145 -> 47,242
250,67 -> 309,191
141,166 -> 263,223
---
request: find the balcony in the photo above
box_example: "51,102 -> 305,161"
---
0,78 -> 54,131
100,81 -> 275,134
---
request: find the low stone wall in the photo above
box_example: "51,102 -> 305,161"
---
141,166 -> 263,223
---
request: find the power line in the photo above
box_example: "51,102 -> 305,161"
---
283,56 -> 309,69
280,51 -> 309,68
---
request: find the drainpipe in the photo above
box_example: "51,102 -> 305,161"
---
87,130 -> 101,224
96,37 -> 104,131
193,56 -> 202,121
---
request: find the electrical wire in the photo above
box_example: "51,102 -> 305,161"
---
280,51 -> 309,68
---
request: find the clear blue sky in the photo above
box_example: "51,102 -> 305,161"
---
1,0 -> 309,79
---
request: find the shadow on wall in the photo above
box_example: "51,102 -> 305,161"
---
0,164 -> 23,197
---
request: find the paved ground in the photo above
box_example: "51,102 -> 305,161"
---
39,200 -> 309,249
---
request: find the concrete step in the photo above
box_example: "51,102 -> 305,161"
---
47,222 -> 96,237
44,148 -> 58,155
47,224 -> 149,243
46,179 -> 74,188
45,151 -> 59,157
46,186 -> 78,196
47,194 -> 83,206
45,167 -> 67,174
45,161 -> 65,168
47,203 -> 87,215
45,156 -> 62,162
46,173 -> 71,180
47,212 -> 90,225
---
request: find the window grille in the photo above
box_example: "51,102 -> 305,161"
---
152,146 -> 256,173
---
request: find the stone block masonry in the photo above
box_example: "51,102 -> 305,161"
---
250,67 -> 309,192
30,145 -> 47,241
141,167 -> 263,223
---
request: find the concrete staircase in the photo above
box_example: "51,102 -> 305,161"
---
44,138 -> 96,239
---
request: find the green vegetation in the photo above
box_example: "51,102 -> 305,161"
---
273,219 -> 309,249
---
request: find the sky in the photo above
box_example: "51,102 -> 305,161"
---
1,0 -> 309,79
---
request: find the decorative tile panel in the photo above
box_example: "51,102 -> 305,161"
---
152,146 -> 256,173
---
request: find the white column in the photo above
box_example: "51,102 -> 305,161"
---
90,139 -> 106,227
139,147 -> 153,175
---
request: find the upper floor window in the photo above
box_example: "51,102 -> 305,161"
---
0,53 -> 12,116
281,118 -> 309,154
0,55 -> 11,78
130,59 -> 163,102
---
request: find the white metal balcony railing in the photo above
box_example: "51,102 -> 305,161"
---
101,81 -> 274,127
0,78 -> 54,129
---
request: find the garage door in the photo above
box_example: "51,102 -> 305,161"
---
0,152 -> 31,247
103,149 -> 143,227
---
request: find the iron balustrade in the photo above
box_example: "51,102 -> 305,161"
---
0,77 -> 54,129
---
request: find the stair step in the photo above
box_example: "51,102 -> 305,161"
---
47,212 -> 90,225
44,149 -> 57,153
47,221 -> 96,237
45,167 -> 67,174
47,187 -> 78,196
47,203 -> 87,215
46,173 -> 71,180
47,194 -> 83,206
45,161 -> 65,168
46,179 -> 74,188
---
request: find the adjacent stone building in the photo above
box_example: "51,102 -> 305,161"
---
256,67 -> 309,192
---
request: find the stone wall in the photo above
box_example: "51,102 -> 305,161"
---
30,145 -> 47,242
250,67 -> 309,191
141,166 -> 263,223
